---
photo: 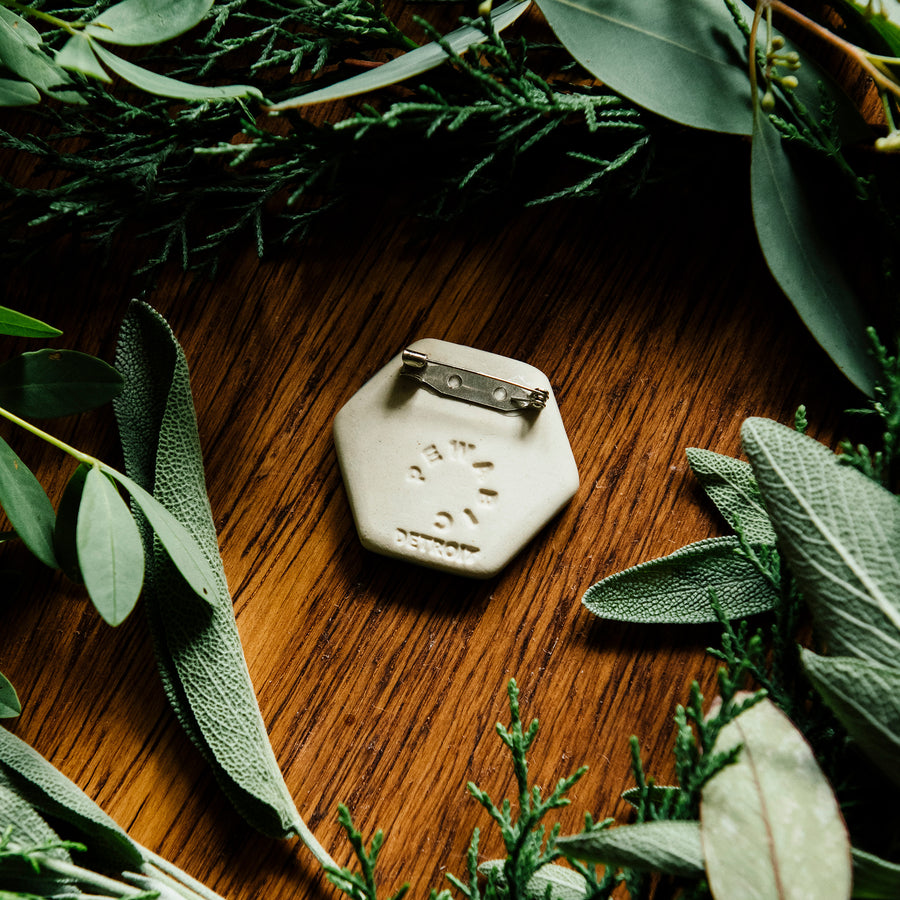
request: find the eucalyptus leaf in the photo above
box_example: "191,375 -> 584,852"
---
533,0 -> 754,134
0,728 -> 143,871
582,536 -> 777,624
0,79 -> 40,106
742,417 -> 900,667
0,350 -> 122,419
113,300 -> 301,839
0,673 -> 20,718
700,697 -> 851,900
85,0 -> 212,46
55,33 -> 111,83
800,649 -> 900,786
685,448 -> 775,545
852,847 -> 900,899
479,860 -> 590,900
557,820 -> 704,878
268,0 -> 531,110
751,112 -> 875,395
53,463 -> 89,584
91,42 -> 261,101
0,307 -> 61,339
0,436 -> 57,569
76,466 -> 144,626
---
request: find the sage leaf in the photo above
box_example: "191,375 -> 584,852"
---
0,773 -> 67,858
700,698 -> 851,900
0,350 -> 122,419
479,860 -> 590,900
852,847 -> 900,899
0,673 -> 19,718
85,0 -> 212,46
0,727 -> 143,871
742,417 -> 900,667
751,112 -> 875,394
0,78 -> 40,106
55,33 -> 112,83
76,466 -> 144,626
91,42 -> 261,101
800,649 -> 900,786
0,307 -> 61,339
53,463 -> 89,584
533,0 -> 753,134
113,300 -> 301,839
0,436 -> 57,569
101,467 -> 215,607
268,0 -> 531,110
685,448 -> 775,545
557,820 -> 704,878
582,536 -> 777,624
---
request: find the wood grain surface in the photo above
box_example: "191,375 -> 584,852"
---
1,118 -> 860,900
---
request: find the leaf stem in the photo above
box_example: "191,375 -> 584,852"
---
140,849 -> 228,900
8,844 -> 145,897
0,404 -> 96,466
0,0 -> 80,34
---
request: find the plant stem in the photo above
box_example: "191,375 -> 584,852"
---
141,850 -> 228,900
0,404 -> 96,466
294,813 -> 341,873
9,845 -> 145,897
0,0 -> 80,34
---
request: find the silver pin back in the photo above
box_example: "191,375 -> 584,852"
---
401,348 -> 548,412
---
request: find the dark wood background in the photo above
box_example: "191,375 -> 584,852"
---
0,33 -> 859,899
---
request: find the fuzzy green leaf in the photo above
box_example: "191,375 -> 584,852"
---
85,0 -> 212,46
479,861 -> 590,900
0,79 -> 40,106
0,436 -> 57,569
533,0 -> 753,134
685,448 -> 775,545
268,0 -> 531,110
113,300 -> 301,839
91,42 -> 261,101
700,698 -> 851,900
0,674 -> 19,718
0,774 -> 66,857
0,308 -> 61,339
852,848 -> 900,899
53,463 -> 89,584
582,536 -> 777,624
0,350 -> 122,419
558,820 -> 704,877
751,112 -> 875,394
55,33 -> 111,82
801,649 -> 900,787
0,728 -> 143,871
76,466 -> 144,626
742,417 -> 900,667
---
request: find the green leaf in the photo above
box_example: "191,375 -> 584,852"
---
479,861 -> 590,900
620,784 -> 679,809
852,847 -> 900,899
85,0 -> 212,46
90,42 -> 261,101
742,417 -> 900,667
53,463 -> 89,584
0,773 -> 66,858
101,466 -> 215,607
0,350 -> 122,419
0,307 -> 61,339
0,436 -> 57,569
0,728 -> 143,871
113,300 -> 301,839
751,112 -> 876,395
76,466 -> 144,626
0,79 -> 40,106
0,673 -> 20,718
700,697 -> 851,900
533,0 -> 754,134
557,820 -> 704,877
582,536 -> 777,624
801,649 -> 900,787
268,0 -> 531,110
55,33 -> 111,83
685,448 -> 776,545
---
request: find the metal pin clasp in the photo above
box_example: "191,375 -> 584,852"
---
401,348 -> 548,413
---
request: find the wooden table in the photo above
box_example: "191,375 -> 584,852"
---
1,122 -> 857,899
